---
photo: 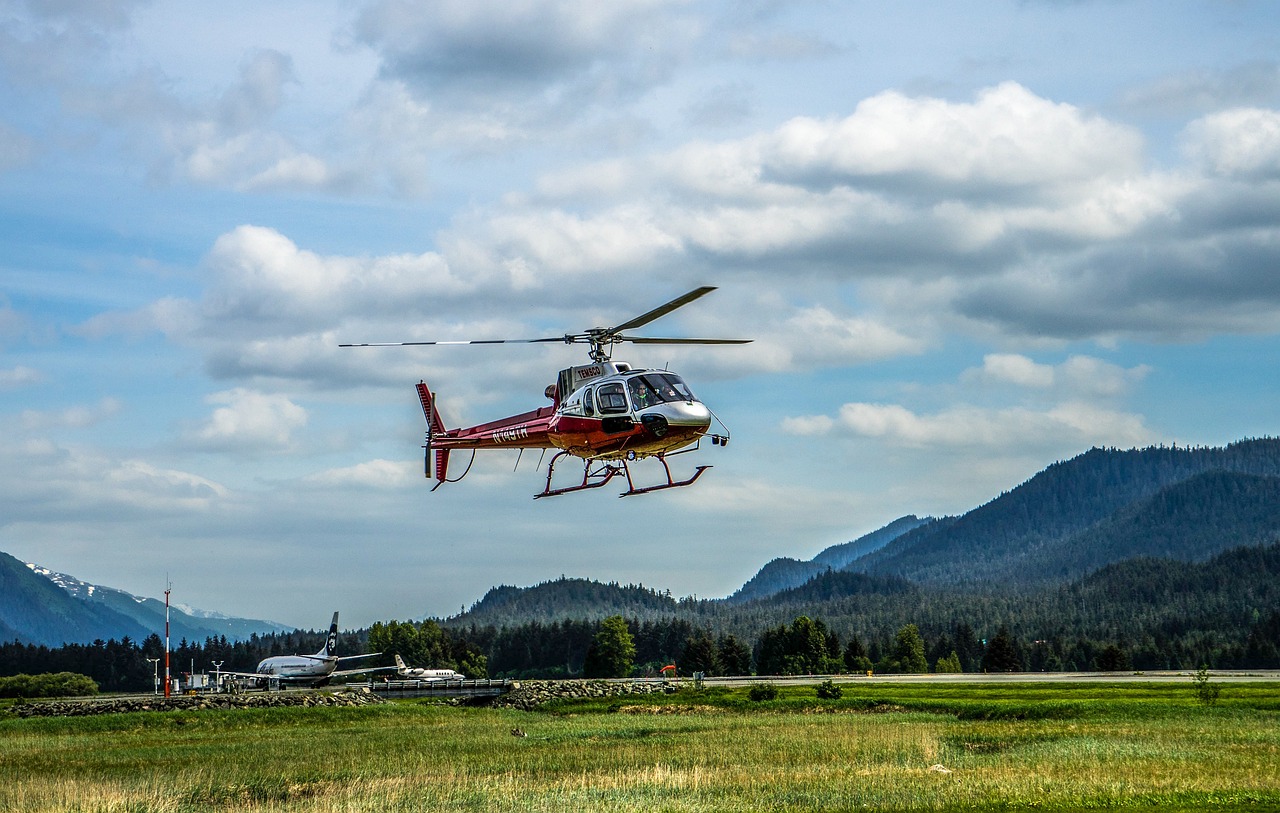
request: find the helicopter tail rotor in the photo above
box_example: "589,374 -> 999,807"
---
416,381 -> 451,487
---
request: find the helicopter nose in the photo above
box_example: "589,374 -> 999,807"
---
655,401 -> 711,428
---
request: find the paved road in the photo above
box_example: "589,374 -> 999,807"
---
684,670 -> 1280,687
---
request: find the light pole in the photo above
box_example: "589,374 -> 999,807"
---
212,661 -> 223,693
164,583 -> 171,698
146,658 -> 159,695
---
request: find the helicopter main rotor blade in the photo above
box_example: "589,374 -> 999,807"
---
339,338 -> 567,348
608,286 -> 718,334
621,336 -> 752,346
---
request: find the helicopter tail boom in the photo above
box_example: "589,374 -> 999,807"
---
416,380 -> 451,485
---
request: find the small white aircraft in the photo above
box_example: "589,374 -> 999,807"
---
393,654 -> 464,681
227,612 -> 390,688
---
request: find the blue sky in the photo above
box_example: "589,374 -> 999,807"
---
2,0 -> 1278,629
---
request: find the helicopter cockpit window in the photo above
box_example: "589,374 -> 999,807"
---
597,383 -> 628,414
582,387 -> 595,417
628,373 -> 698,407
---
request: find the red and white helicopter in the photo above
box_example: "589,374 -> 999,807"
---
341,287 -> 749,498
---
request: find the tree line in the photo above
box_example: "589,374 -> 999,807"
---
4,605 -> 1278,693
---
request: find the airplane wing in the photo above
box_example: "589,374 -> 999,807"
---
331,665 -> 398,678
335,652 -> 383,662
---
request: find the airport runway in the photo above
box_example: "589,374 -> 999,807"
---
689,669 -> 1280,686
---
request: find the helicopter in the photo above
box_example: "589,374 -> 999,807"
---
340,286 -> 750,498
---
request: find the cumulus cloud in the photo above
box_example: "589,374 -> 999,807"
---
78,81 -> 1280,395
1182,108 -> 1280,179
303,458 -> 417,489
186,389 -> 307,451
787,400 -> 1158,453
963,354 -> 1150,397
760,82 -> 1145,195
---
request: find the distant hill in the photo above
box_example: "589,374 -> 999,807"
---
727,515 -> 930,603
460,577 -> 682,626
0,551 -> 291,647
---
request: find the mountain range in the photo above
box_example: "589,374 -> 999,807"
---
0,552 -> 290,647
454,439 -> 1280,626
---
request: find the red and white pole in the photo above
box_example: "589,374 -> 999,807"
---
164,583 -> 171,698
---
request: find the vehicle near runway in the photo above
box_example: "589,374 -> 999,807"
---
342,286 -> 750,498
224,612 -> 391,688
393,654 -> 464,681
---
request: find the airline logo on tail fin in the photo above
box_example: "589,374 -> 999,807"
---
321,611 -> 339,658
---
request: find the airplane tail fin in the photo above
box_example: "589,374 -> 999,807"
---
316,611 -> 339,658
394,654 -> 408,672
416,381 -> 451,488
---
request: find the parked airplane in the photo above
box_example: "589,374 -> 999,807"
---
227,612 -> 390,687
393,654 -> 464,681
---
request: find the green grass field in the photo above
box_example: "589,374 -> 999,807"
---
2,680 -> 1278,812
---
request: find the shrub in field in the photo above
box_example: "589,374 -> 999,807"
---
815,679 -> 842,700
1193,665 -> 1221,705
935,651 -> 963,673
749,683 -> 778,701
0,671 -> 99,698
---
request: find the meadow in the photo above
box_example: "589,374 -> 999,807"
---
1,680 -> 1277,812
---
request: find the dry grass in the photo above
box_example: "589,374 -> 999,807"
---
1,682 -> 1277,812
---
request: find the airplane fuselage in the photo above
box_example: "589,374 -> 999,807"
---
254,654 -> 339,686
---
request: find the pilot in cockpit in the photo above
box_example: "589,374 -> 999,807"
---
628,378 -> 655,409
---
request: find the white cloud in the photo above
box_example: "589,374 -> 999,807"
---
304,459 -> 417,489
788,400 -> 1159,453
201,225 -> 465,331
967,353 -> 1055,389
1182,108 -> 1280,179
760,82 -> 1145,193
19,398 -> 122,431
187,388 -> 307,451
0,436 -> 230,523
963,353 -> 1150,397
0,365 -> 42,390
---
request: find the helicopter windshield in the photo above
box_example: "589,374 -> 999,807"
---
626,373 -> 698,409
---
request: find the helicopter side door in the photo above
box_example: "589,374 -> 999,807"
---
595,382 -> 634,434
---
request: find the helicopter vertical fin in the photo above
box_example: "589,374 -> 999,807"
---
416,381 -> 450,485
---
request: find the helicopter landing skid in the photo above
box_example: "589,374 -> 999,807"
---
534,453 -> 624,499
533,451 -> 709,499
619,456 -> 710,497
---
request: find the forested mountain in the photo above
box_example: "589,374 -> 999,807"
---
727,515 -> 930,603
851,439 -> 1280,586
440,440 -> 1280,675
0,552 -> 289,646
453,440 -> 1280,627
